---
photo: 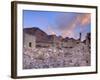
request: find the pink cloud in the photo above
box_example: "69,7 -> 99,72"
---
61,13 -> 91,38
77,13 -> 91,26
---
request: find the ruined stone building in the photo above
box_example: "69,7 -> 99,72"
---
23,27 -> 90,49
23,32 -> 36,49
23,27 -> 63,48
62,38 -> 80,48
83,33 -> 91,46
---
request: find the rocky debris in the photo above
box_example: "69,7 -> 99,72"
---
23,43 -> 91,69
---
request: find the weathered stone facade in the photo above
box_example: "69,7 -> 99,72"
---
23,33 -> 36,49
62,38 -> 80,48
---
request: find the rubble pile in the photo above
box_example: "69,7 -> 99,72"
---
23,43 -> 90,69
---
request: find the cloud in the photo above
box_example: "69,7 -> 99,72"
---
77,13 -> 91,26
55,13 -> 91,38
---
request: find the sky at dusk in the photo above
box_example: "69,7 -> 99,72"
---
23,10 -> 91,40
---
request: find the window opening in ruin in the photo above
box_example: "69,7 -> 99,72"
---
29,42 -> 32,47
